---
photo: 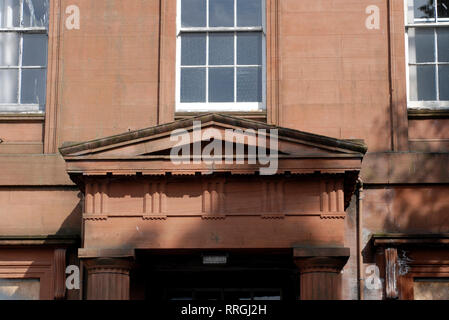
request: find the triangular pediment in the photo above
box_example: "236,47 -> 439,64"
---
60,113 -> 367,160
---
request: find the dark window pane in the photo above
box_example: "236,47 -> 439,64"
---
0,0 -> 20,28
209,67 -> 234,102
209,33 -> 234,65
181,67 -> 206,102
414,0 -> 435,19
224,291 -> 252,301
166,291 -> 193,301
438,28 -> 449,62
411,65 -> 436,100
0,33 -> 20,66
237,67 -> 262,102
23,34 -> 48,66
237,0 -> 262,27
195,290 -> 222,300
21,69 -> 47,109
253,291 -> 281,300
438,0 -> 449,18
409,28 -> 435,63
0,69 -> 18,103
181,33 -> 206,66
209,0 -> 234,27
237,32 -> 262,65
439,66 -> 449,100
181,0 -> 206,27
23,0 -> 50,28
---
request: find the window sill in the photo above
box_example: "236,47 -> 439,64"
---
175,111 -> 267,123
407,101 -> 449,109
0,104 -> 43,113
0,113 -> 45,122
176,103 -> 264,113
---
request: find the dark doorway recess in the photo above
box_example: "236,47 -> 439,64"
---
134,250 -> 299,301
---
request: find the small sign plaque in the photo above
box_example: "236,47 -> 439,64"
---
202,255 -> 227,265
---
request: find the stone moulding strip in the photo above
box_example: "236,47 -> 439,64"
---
372,233 -> 449,246
69,169 -> 357,178
83,211 -> 333,221
78,248 -> 135,259
83,214 -> 108,221
320,213 -> 346,220
0,261 -> 51,267
201,215 -> 226,220
142,215 -> 167,220
0,235 -> 79,246
261,214 -> 285,219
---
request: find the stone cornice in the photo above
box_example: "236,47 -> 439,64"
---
408,109 -> 449,119
294,256 -> 349,273
59,113 -> 367,156
293,247 -> 350,274
0,235 -> 79,246
372,233 -> 449,247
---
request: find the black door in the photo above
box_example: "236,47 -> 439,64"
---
141,252 -> 299,301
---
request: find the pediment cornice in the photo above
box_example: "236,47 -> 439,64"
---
60,113 -> 367,158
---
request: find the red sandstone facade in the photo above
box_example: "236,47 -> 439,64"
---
0,0 -> 448,300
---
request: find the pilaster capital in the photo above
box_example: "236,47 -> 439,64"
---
84,257 -> 133,275
293,247 -> 350,274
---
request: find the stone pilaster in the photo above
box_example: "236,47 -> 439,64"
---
294,247 -> 350,300
53,248 -> 66,300
84,258 -> 133,300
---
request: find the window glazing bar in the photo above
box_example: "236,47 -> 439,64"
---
408,62 -> 449,65
179,27 -> 263,33
0,66 -> 47,69
0,28 -> 47,33
406,22 -> 449,27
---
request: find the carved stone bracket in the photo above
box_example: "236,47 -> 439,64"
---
201,178 -> 226,219
320,178 -> 345,219
261,179 -> 284,218
143,181 -> 167,214
84,180 -> 109,221
385,247 -> 399,300
143,180 -> 167,220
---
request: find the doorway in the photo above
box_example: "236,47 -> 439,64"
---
135,250 -> 299,301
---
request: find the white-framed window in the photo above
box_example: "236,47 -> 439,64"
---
0,278 -> 40,300
176,0 -> 266,112
406,0 -> 449,109
0,0 -> 49,113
